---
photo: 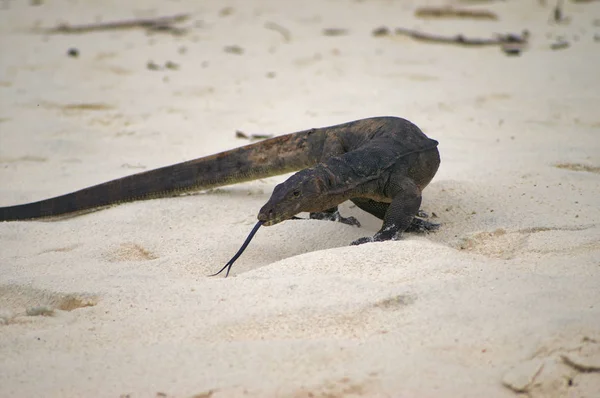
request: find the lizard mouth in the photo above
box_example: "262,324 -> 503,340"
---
257,213 -> 283,226
257,207 -> 288,226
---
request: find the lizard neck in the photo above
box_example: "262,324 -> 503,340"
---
309,162 -> 363,209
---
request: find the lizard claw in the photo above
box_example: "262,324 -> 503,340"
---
338,215 -> 361,227
416,210 -> 429,218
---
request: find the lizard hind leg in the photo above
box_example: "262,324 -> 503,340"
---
351,179 -> 422,245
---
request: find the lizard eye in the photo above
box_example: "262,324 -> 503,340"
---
292,190 -> 300,197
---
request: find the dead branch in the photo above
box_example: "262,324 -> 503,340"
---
415,6 -> 498,20
42,14 -> 190,35
395,27 -> 528,47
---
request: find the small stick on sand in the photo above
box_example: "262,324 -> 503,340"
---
235,131 -> 274,141
395,27 -> 528,47
415,6 -> 498,20
41,14 -> 190,35
264,22 -> 292,42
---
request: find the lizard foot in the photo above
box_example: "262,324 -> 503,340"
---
350,236 -> 373,245
351,229 -> 401,245
309,210 -> 361,227
405,218 -> 440,234
351,217 -> 439,246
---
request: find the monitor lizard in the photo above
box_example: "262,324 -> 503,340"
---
0,116 -> 440,275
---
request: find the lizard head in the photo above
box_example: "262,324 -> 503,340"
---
258,168 -> 328,226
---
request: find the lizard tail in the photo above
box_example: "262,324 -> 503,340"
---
0,131 -> 319,221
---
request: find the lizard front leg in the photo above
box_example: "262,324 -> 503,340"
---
290,207 -> 361,226
350,198 -> 439,233
351,178 -> 422,245
309,207 -> 361,227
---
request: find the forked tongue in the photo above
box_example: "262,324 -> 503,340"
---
209,221 -> 263,277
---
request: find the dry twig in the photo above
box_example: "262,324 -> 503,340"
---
395,27 -> 528,47
395,27 -> 529,55
415,6 -> 498,20
264,22 -> 291,42
236,131 -> 274,141
42,14 -> 190,35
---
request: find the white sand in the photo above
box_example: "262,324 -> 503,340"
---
1,0 -> 599,397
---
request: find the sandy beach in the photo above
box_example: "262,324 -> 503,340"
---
1,0 -> 599,397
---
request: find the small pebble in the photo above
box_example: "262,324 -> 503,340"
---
372,26 -> 390,37
224,45 -> 244,55
550,41 -> 569,50
323,28 -> 348,36
165,61 -> 179,70
147,61 -> 161,70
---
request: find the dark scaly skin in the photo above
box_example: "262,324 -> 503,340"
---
257,117 -> 440,244
0,117 -> 440,245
